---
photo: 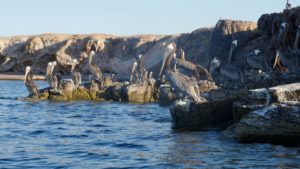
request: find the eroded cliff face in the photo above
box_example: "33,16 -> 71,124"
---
1,6 -> 299,80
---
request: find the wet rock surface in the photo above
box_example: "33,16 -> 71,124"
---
227,103 -> 300,146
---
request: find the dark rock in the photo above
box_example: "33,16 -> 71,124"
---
169,88 -> 247,131
158,85 -> 177,106
209,19 -> 257,63
227,103 -> 300,146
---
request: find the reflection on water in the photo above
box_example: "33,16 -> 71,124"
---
0,80 -> 299,168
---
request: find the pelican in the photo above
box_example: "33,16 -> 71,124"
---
228,40 -> 238,64
276,22 -> 289,49
130,62 -> 138,83
246,49 -> 268,71
209,57 -> 244,83
174,53 -> 212,81
49,61 -> 59,90
89,51 -> 102,81
24,66 -> 39,98
159,43 -> 205,102
179,48 -> 185,61
71,59 -> 81,87
46,62 -> 53,87
148,71 -> 156,87
142,70 -> 148,82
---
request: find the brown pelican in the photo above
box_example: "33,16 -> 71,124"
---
228,40 -> 238,64
179,48 -> 185,61
71,59 -> 81,87
142,70 -> 148,82
159,43 -> 205,102
209,57 -> 244,82
276,22 -> 289,49
246,49 -> 268,71
130,62 -> 138,83
89,51 -> 102,81
46,62 -> 53,87
24,66 -> 39,98
148,71 -> 156,87
174,53 -> 212,81
51,61 -> 59,90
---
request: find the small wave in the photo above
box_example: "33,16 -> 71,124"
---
0,96 -> 18,100
113,143 -> 147,149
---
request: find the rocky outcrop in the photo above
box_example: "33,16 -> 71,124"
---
209,20 -> 258,64
170,88 -> 247,131
227,103 -> 300,146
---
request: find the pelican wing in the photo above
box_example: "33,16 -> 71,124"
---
167,71 -> 204,102
89,64 -> 102,80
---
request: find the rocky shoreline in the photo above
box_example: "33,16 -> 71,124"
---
2,6 -> 300,147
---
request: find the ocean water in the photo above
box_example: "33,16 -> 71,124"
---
0,80 -> 299,168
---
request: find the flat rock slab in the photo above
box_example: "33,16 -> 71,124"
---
227,103 -> 300,146
249,82 -> 300,103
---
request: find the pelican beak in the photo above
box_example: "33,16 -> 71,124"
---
276,23 -> 288,48
159,55 -> 167,77
159,48 -> 171,77
273,50 -> 280,68
228,41 -> 237,64
209,64 -> 216,74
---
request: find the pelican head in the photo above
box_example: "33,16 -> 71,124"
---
254,49 -> 261,56
26,66 -> 31,73
159,43 -> 176,77
209,57 -> 221,74
48,62 -> 52,66
131,62 -> 138,74
228,40 -> 238,64
73,59 -> 78,64
25,66 -> 31,82
138,54 -> 142,60
149,72 -> 153,79
90,50 -> 95,56
52,61 -> 57,66
89,51 -> 95,65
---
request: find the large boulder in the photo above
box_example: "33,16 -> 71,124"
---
170,88 -> 247,131
123,83 -> 155,103
209,19 -> 257,63
227,103 -> 300,146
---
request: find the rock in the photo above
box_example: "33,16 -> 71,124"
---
232,101 -> 265,123
72,86 -> 91,100
170,97 -> 234,131
170,88 -> 247,131
227,103 -> 300,146
58,79 -> 74,100
209,19 -> 257,63
248,82 -> 300,104
158,85 -> 177,106
123,83 -> 154,103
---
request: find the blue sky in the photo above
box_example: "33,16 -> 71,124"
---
0,0 -> 295,36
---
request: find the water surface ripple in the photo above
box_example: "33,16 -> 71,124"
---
0,81 -> 299,168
